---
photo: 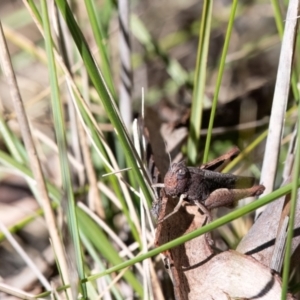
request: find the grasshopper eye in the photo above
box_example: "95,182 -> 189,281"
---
177,168 -> 186,179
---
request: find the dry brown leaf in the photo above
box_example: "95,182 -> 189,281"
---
155,194 -> 297,300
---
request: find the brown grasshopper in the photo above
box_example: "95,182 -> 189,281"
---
157,147 -> 265,223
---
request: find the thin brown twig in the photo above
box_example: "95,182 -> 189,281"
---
0,22 -> 71,299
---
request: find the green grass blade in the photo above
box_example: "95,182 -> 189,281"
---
0,148 -> 143,296
0,150 -> 61,201
54,0 -> 154,207
187,0 -> 213,164
26,0 -> 42,25
41,1 -> 86,296
73,91 -> 141,243
281,115 -> 300,299
27,0 -> 142,246
86,180 -> 298,282
222,130 -> 268,173
84,0 -> 116,97
77,207 -> 143,297
222,106 -> 296,173
281,57 -> 300,300
0,116 -> 26,162
80,233 -> 123,300
203,0 -> 238,163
